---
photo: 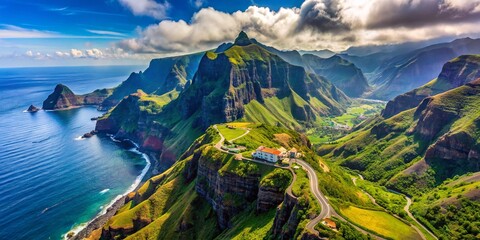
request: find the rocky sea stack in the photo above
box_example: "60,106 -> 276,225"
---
42,84 -> 112,110
26,105 -> 39,112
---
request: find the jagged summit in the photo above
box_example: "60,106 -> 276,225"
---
234,31 -> 252,46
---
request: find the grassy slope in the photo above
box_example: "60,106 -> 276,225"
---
340,206 -> 421,240
217,124 -> 247,141
319,81 -> 480,239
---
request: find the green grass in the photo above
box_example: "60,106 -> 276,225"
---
340,206 -> 421,240
357,179 -> 407,216
292,166 -> 310,197
306,101 -> 384,144
214,206 -> 277,240
217,124 -> 248,141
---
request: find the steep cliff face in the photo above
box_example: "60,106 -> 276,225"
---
302,54 -> 370,98
382,54 -> 480,118
96,92 -> 178,172
195,147 -> 288,229
271,191 -> 300,239
178,33 -> 349,129
42,84 -> 111,110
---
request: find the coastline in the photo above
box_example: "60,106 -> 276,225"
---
67,137 -> 153,240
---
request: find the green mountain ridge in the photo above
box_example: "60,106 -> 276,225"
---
319,78 -> 480,239
382,54 -> 480,118
95,32 -> 350,172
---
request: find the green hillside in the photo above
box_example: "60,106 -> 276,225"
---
319,79 -> 480,239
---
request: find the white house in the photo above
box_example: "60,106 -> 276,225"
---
253,146 -> 282,162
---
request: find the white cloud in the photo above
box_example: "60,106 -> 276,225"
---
118,0 -> 170,19
0,25 -> 59,38
116,0 -> 480,54
86,29 -> 127,36
85,48 -> 104,58
70,49 -> 85,58
55,51 -> 70,57
190,0 -> 206,8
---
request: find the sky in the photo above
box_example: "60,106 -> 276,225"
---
1,0 -> 480,67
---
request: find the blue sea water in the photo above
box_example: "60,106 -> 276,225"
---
0,65 -> 150,239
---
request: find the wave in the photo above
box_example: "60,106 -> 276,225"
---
63,137 -> 151,239
32,136 -> 51,144
99,189 -> 110,194
74,136 -> 85,141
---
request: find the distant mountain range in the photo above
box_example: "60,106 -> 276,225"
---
367,38 -> 480,100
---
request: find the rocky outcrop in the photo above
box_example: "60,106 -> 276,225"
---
42,84 -> 81,110
413,97 -> 458,142
272,192 -> 301,239
42,84 -> 111,110
257,183 -> 286,212
26,105 -> 39,112
424,131 -> 480,180
382,54 -> 480,118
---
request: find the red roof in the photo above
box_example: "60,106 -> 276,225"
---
259,147 -> 281,156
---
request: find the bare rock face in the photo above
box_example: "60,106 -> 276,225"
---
196,154 -> 261,229
425,131 -> 480,179
271,192 -> 300,239
413,97 -> 458,142
256,184 -> 285,212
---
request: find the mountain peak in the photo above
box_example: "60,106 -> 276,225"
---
234,31 -> 252,46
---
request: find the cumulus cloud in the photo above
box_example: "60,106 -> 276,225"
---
70,49 -> 85,58
115,0 -> 480,54
85,48 -> 104,58
24,50 -> 52,60
118,0 -> 169,19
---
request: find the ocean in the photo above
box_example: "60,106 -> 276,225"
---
0,65 -> 150,239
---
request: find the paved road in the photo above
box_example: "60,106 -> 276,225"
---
213,125 -> 384,239
295,159 -> 332,233
354,175 -> 436,240
404,196 -> 438,240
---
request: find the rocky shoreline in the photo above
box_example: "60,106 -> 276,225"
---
71,195 -> 126,240
68,145 -> 156,240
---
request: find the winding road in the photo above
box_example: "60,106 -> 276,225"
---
295,159 -> 332,232
213,125 -> 384,239
353,175 -> 437,240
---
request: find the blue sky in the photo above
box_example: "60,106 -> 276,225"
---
1,0 -> 479,67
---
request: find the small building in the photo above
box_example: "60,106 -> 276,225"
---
253,146 -> 282,162
289,148 -> 298,158
322,218 -> 337,230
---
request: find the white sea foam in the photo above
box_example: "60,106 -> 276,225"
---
63,137 -> 151,239
99,188 -> 110,194
74,136 -> 85,141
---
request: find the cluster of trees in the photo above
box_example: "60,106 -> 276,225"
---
423,199 -> 480,240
